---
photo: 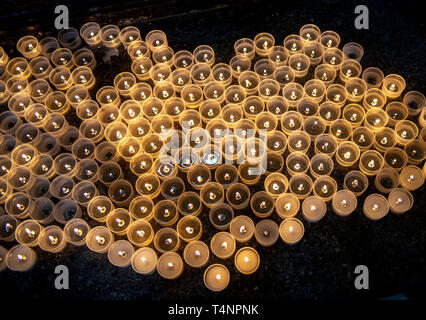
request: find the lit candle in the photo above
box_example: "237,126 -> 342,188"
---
234,247 -> 260,275
157,252 -> 184,280
275,193 -> 300,218
203,264 -> 230,292
388,188 -> 413,214
254,219 -> 279,247
107,240 -> 134,267
279,218 -> 305,245
210,232 -> 236,259
363,194 -> 389,220
229,215 -> 255,243
5,244 -> 37,272
131,247 -> 157,275
183,240 -> 210,268
302,195 -> 327,222
331,190 -> 357,217
399,165 -> 424,191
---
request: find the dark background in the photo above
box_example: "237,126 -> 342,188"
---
0,0 -> 425,301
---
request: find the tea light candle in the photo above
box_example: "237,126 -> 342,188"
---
215,164 -> 239,189
107,240 -> 134,268
226,183 -> 250,209
204,264 -> 230,292
343,170 -> 369,197
388,188 -> 414,214
363,194 -> 389,221
183,240 -> 210,268
381,74 -> 406,99
309,154 -> 334,178
343,104 -> 365,128
404,140 -> 426,165
177,191 -> 203,216
130,82 -> 153,102
287,131 -> 311,154
234,247 -> 260,275
0,215 -> 19,241
131,247 -> 158,275
39,225 -> 67,253
86,226 -> 114,253
345,78 -> 367,103
395,120 -> 418,146
384,147 -> 408,172
157,252 -> 184,280
335,141 -> 360,167
303,41 -> 324,65
385,102 -> 408,127
314,63 -> 336,87
339,59 -> 362,82
286,152 -> 310,176
364,108 -> 388,132
229,215 -> 254,243
282,83 -> 304,108
374,168 -> 400,193
289,53 -> 310,78
153,227 -> 180,253
135,173 -> 161,198
254,219 -> 279,247
64,218 -> 90,246
160,176 -> 186,201
210,232 -> 236,259
229,56 -> 251,78
288,173 -> 313,200
359,150 -> 384,176
15,219 -> 43,247
5,192 -> 31,219
320,30 -> 340,48
268,45 -> 289,67
212,63 -> 233,86
5,244 -> 37,272
399,165 -> 424,191
234,38 -> 255,60
0,245 -> 7,271
279,218 -> 305,244
373,127 -> 397,152
209,203 -> 234,230
313,176 -> 337,202
254,32 -> 275,56
201,182 -> 225,209
129,152 -> 153,176
17,35 -> 41,59
242,95 -> 264,119
127,220 -> 154,247
153,199 -> 179,227
284,34 -> 304,55
303,116 -> 326,140
332,190 -> 357,216
273,65 -> 295,88
177,215 -> 203,242
314,134 -> 338,156
302,195 -> 327,222
193,45 -> 215,66
275,193 -> 300,218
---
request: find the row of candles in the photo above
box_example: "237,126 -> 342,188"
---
0,22 -> 425,292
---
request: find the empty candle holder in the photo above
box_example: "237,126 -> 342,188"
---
351,126 -> 375,151
363,193 -> 389,221
275,193 -> 300,218
388,188 -> 414,214
87,196 -> 114,223
302,195 -> 327,222
362,67 -> 384,89
53,199 -> 82,225
279,218 -> 304,245
26,176 -> 50,199
177,215 -> 202,242
405,140 -> 426,164
403,90 -> 425,117
183,240 -> 209,268
86,226 -> 114,253
374,167 -> 400,193
384,147 -> 408,172
127,220 -> 154,247
335,141 -> 360,167
342,42 -> 364,62
58,27 -> 82,50
332,190 -> 357,216
64,218 -> 90,246
209,203 -> 234,230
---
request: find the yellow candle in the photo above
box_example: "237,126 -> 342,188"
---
234,247 -> 260,275
203,264 -> 230,292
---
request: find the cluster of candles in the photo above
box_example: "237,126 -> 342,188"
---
0,23 -> 425,291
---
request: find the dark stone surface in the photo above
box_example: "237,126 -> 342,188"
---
0,0 -> 425,300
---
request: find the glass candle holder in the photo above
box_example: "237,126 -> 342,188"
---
202,83 -> 224,106
382,74 -> 406,99
0,214 -> 18,242
343,170 -> 368,196
244,137 -> 267,163
282,83 -> 304,108
129,195 -> 154,221
4,191 -> 31,219
131,247 -> 158,275
53,199 -> 82,225
86,226 -> 114,253
342,104 -> 365,128
210,231 -> 236,259
388,188 -> 414,214
193,45 -> 215,66
332,190 -> 357,216
335,141 -> 360,167
286,152 -> 310,176
302,195 -> 327,222
323,48 -> 344,70
153,199 -> 179,227
15,219 -> 43,247
140,97 -> 162,121
299,23 -> 321,42
339,59 -> 362,82
229,216 -> 254,243
177,191 -> 202,216
6,57 -> 31,78
314,64 -> 336,87
374,167 -> 399,194
330,119 -> 352,142
373,127 -> 397,152
11,143 -> 36,168
399,165 -> 424,191
287,131 -> 311,153
53,153 -> 77,177
157,252 -> 184,280
242,96 -> 264,120
275,193 -> 300,218
234,38 -> 255,59
49,175 -> 74,199
310,153 -> 334,178
296,98 -> 319,119
263,171 -> 288,198
384,147 -> 408,172
17,35 -> 41,59
326,84 -> 347,107
345,78 -> 367,103
64,218 -> 90,246
154,227 -> 180,253
183,240 -> 209,268
5,244 -> 37,272
107,240 -> 134,268
395,120 -> 418,146
22,104 -> 47,128
254,59 -> 275,79
87,196 -> 114,223
254,219 -> 279,247
273,65 -> 295,89
51,48 -> 74,70
403,91 -> 425,117
279,218 -> 304,245
116,136 -> 141,162
258,79 -> 280,102
351,126 -> 375,151
363,194 -> 389,221
39,225 -> 67,253
289,53 -> 310,78
129,153 -> 153,177
130,82 -> 152,103
224,183 -> 250,210
312,176 -> 337,202
127,220 -> 154,247
385,102 -> 408,127
177,215 -> 202,242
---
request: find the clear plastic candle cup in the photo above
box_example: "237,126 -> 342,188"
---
279,218 -> 304,245
255,219 -> 279,247
332,190 -> 357,216
343,170 -> 369,197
